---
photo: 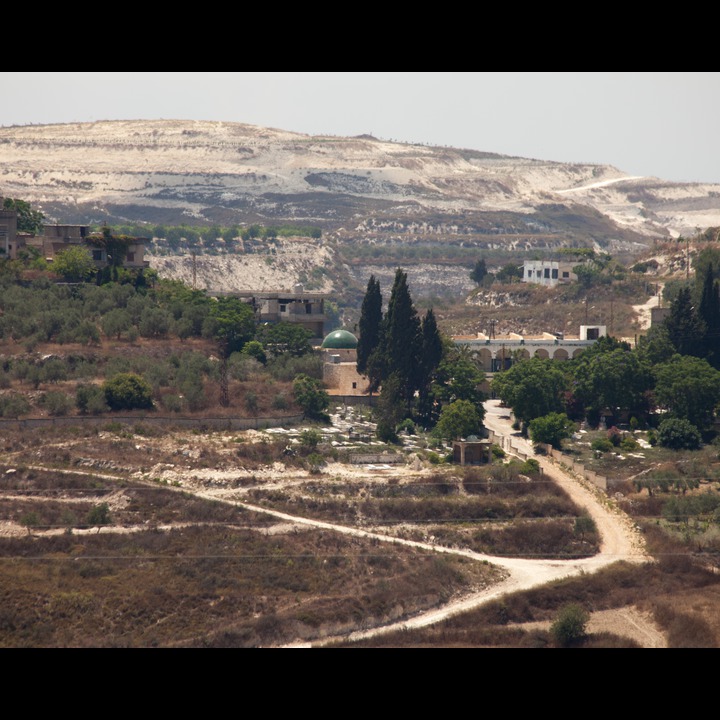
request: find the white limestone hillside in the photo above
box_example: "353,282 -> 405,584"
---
2,119 -> 718,241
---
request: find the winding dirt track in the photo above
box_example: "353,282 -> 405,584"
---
278,401 -> 654,647
2,400 -> 657,647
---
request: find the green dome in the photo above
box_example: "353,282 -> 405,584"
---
322,330 -> 359,350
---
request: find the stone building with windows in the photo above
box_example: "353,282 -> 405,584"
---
222,284 -> 328,345
32,225 -> 150,269
455,326 -> 607,374
0,205 -> 18,260
0,205 -> 149,270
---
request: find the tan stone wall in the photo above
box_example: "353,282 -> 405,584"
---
324,362 -> 370,396
0,414 -> 305,433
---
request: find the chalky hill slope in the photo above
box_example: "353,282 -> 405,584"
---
1,119 -> 719,298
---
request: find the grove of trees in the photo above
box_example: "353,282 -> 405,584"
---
0,252 -> 325,419
492,253 -> 720,450
356,270 -> 487,443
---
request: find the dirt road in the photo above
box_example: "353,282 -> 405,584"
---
283,402 -> 657,647
3,404 -> 662,647
483,400 -> 651,566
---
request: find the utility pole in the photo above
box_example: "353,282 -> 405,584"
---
192,252 -> 197,291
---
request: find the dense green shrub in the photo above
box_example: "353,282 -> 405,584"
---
620,435 -> 639,452
161,394 -> 183,413
491,445 -> 506,460
272,393 -> 289,411
103,373 -> 154,411
528,413 -> 575,450
245,390 -> 259,415
658,418 -> 703,451
228,356 -> 263,382
86,503 -> 111,527
293,374 -> 330,421
179,380 -> 209,412
519,459 -> 541,476
240,340 -> 267,365
592,438 -> 614,453
397,418 -> 416,435
300,429 -> 323,450
376,420 -> 400,445
267,354 -> 323,382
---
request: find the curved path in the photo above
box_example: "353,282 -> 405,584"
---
3,403 -> 653,647
483,400 -> 650,565
281,401 -> 652,647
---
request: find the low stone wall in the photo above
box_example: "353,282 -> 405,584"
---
0,414 -> 305,433
487,430 -> 609,491
487,430 -> 531,462
543,445 -> 608,492
349,454 -> 405,465
328,395 -> 375,408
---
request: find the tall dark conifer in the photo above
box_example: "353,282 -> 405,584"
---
699,264 -> 720,367
356,276 -> 383,376
381,269 -> 422,405
665,286 -> 706,358
416,307 -> 444,424
470,258 -> 488,285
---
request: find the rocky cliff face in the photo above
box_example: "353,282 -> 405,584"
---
3,120 -> 719,313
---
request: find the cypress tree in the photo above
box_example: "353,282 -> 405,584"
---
699,264 -> 720,366
416,307 -> 444,424
470,258 -> 488,285
357,275 -> 383,375
421,309 -> 443,380
381,269 -> 422,405
665,286 -> 706,358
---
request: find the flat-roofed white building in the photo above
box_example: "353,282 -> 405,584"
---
523,260 -> 577,288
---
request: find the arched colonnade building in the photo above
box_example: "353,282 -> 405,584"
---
454,325 -> 607,374
321,326 -> 608,400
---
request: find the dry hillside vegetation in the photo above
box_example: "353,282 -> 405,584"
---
2,414 -> 720,648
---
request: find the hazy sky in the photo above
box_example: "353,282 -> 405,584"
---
2,72 -> 719,184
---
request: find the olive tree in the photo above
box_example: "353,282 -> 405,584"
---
551,604 -> 590,647
293,374 -> 330,422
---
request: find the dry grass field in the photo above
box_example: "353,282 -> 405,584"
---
2,415 -> 720,648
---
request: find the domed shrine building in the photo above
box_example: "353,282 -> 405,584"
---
321,330 -> 371,398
